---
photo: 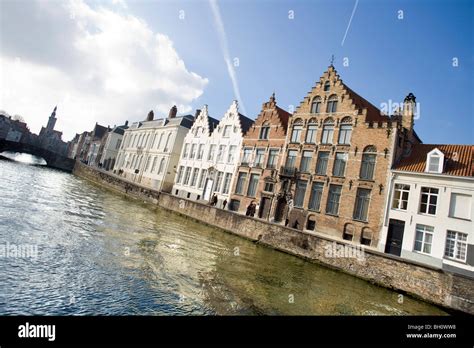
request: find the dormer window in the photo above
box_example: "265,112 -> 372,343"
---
426,148 -> 444,174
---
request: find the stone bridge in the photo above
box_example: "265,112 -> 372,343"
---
0,139 -> 75,172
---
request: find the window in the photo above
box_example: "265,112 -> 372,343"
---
392,184 -> 410,210
294,180 -> 307,208
223,125 -> 232,137
305,122 -> 317,143
217,145 -> 226,162
333,152 -> 348,177
157,133 -> 163,149
326,185 -> 342,215
343,224 -> 354,241
414,224 -> 434,254
323,81 -> 330,92
300,151 -> 313,172
426,149 -> 444,174
306,215 -> 316,231
115,139 -> 122,150
267,149 -> 278,169
183,167 -> 192,185
308,182 -> 324,211
353,188 -> 371,221
227,145 -> 236,164
190,144 -> 197,159
195,127 -> 202,136
361,228 -> 373,246
449,193 -> 472,220
208,144 -> 216,161
291,124 -> 303,143
190,168 -> 199,187
311,98 -> 321,114
215,171 -> 224,192
445,231 -> 468,262
197,144 -> 204,160
321,119 -> 334,144
316,151 -> 329,175
264,182 -> 274,192
158,158 -> 165,174
222,173 -> 232,194
326,95 -> 338,113
164,133 -> 171,151
198,169 -> 207,189
338,119 -> 352,144
229,199 -> 240,212
285,150 -> 298,168
145,156 -> 151,172
360,146 -> 377,180
241,148 -> 252,165
235,172 -> 247,194
259,123 -> 270,139
151,157 -> 158,173
255,148 -> 265,167
419,187 -> 439,215
247,174 -> 260,197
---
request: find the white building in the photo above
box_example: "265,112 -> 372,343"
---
380,144 -> 474,277
100,122 -> 128,171
114,106 -> 194,193
172,101 -> 254,207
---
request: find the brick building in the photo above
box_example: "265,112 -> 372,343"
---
229,93 -> 291,216
273,65 -> 420,246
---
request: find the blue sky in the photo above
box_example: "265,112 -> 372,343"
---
130,0 -> 473,144
1,0 -> 472,144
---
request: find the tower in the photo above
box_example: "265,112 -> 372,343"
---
46,106 -> 57,131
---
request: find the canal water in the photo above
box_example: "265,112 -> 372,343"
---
0,157 -> 447,315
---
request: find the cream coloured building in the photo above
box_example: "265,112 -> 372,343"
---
380,144 -> 474,277
172,101 -> 253,207
114,106 -> 194,192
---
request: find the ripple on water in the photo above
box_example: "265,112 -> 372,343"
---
0,160 -> 449,316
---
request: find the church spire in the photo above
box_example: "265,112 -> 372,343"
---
46,105 -> 57,131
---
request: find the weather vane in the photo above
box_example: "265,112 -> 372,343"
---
330,54 -> 335,65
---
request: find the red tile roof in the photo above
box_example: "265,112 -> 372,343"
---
394,144 -> 474,177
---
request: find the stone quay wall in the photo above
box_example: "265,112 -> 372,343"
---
73,162 -> 473,314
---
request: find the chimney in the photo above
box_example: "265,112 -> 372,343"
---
146,110 -> 154,121
168,105 -> 177,119
125,120 -> 129,126
194,109 -> 201,118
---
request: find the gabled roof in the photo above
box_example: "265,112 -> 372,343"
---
394,144 -> 474,177
237,113 -> 254,134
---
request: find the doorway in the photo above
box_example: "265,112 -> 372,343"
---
385,219 -> 405,256
203,179 -> 213,201
274,197 -> 287,222
259,197 -> 271,219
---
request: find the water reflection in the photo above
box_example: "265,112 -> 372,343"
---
0,159 -> 448,315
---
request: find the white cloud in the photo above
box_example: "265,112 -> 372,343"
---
0,0 -> 208,140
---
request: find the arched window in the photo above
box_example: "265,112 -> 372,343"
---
164,133 -> 172,151
324,81 -> 330,92
259,121 -> 270,140
360,146 -> 377,180
158,158 -> 165,174
338,117 -> 352,144
290,119 -> 303,143
360,227 -> 373,246
343,223 -> 354,241
326,95 -> 338,113
305,118 -> 318,143
310,97 -> 321,114
321,118 -> 335,144
306,215 -> 317,231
